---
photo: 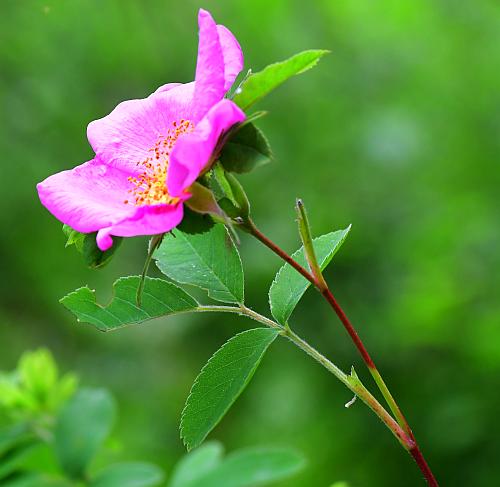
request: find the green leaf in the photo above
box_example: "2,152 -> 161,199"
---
269,228 -> 351,325
209,163 -> 237,205
0,441 -> 42,479
219,123 -> 272,174
0,350 -> 77,418
7,442 -> 59,476
217,173 -> 251,220
154,214 -> 244,304
90,462 -> 164,487
60,276 -> 198,331
54,388 -> 116,479
62,225 -> 122,269
239,110 -> 268,126
169,442 -> 223,487
0,424 -> 31,456
19,349 -> 57,402
17,349 -> 77,413
181,328 -> 279,451
186,447 -> 306,487
62,225 -> 85,250
1,473 -> 72,487
169,444 -> 304,487
233,50 -> 329,110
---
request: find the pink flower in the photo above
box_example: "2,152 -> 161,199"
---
37,9 -> 245,251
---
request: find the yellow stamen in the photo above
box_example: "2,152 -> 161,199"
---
124,119 -> 194,206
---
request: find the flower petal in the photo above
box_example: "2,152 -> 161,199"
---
96,202 -> 185,251
87,83 -> 195,173
217,25 -> 244,91
37,159 -> 134,233
153,82 -> 184,94
193,9 -> 225,121
167,98 -> 246,197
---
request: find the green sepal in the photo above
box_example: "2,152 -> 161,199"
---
185,182 -> 225,218
62,225 -> 122,269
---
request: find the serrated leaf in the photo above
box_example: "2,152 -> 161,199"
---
269,228 -> 350,325
60,276 -> 198,331
154,213 -> 244,304
90,462 -> 164,487
169,442 -> 224,487
220,123 -> 272,174
233,50 -> 329,110
181,328 -> 279,451
54,388 -> 115,479
187,447 -> 306,487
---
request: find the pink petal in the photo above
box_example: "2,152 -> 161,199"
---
167,99 -> 245,197
87,83 -> 195,173
37,159 -> 134,234
38,158 -> 190,251
193,9 -> 225,121
96,202 -> 186,251
154,82 -> 184,94
217,25 -> 244,92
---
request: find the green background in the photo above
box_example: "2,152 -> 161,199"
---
1,0 -> 499,485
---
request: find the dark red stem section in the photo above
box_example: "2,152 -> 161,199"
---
246,220 -> 438,487
321,287 -> 375,367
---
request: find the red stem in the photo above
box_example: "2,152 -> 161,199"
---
321,287 -> 375,367
246,220 -> 438,487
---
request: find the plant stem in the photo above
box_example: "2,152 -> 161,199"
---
242,218 -> 438,487
197,304 -> 412,449
196,304 -> 283,331
283,328 -> 412,449
137,234 -> 164,307
295,198 -> 328,289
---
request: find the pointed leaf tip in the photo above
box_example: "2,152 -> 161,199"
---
234,49 -> 329,110
269,227 -> 351,325
180,328 -> 279,451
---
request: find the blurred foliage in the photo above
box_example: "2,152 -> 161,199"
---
0,349 -> 163,486
0,350 -> 303,487
0,1 -> 498,485
0,349 -> 77,421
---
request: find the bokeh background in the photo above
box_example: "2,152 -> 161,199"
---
1,0 -> 499,485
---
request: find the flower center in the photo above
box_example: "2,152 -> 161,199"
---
124,119 -> 195,206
